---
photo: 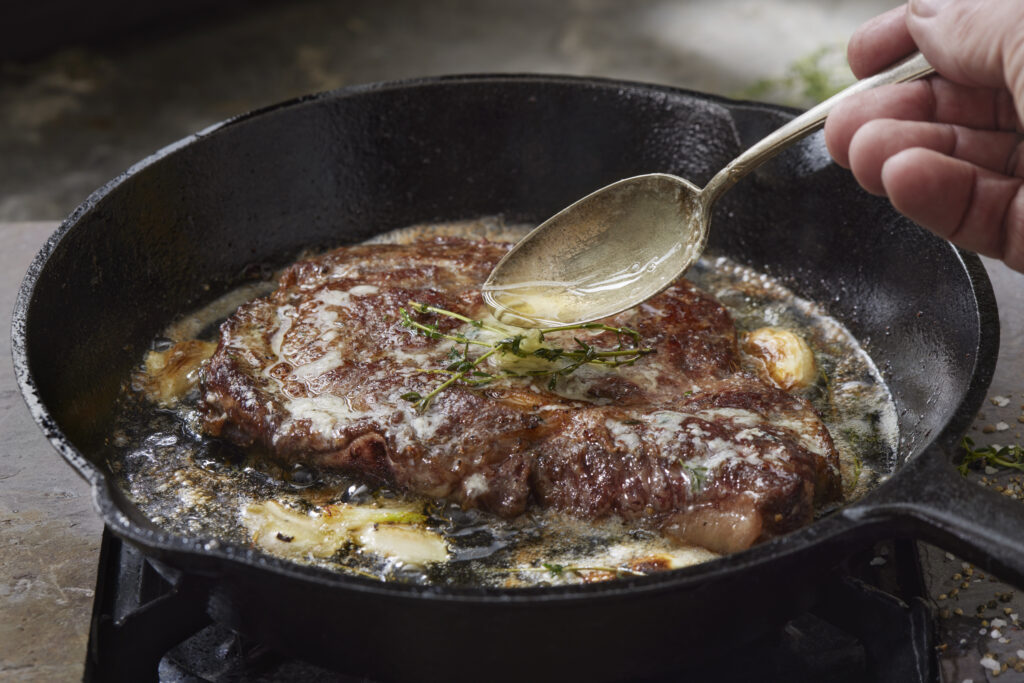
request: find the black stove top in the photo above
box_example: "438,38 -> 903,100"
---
84,529 -> 937,682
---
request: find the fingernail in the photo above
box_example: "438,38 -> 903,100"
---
910,0 -> 953,18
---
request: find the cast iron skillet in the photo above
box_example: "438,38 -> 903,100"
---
11,75 -> 1013,681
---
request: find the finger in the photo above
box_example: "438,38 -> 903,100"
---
847,118 -> 1024,195
824,79 -> 1019,167
881,147 -> 1024,269
907,0 -> 1024,91
847,5 -> 917,79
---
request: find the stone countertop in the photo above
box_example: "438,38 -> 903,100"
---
0,222 -> 103,682
0,219 -> 1021,681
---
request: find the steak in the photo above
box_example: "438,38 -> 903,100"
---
200,237 -> 841,553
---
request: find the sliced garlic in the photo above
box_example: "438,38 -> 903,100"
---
138,340 -> 218,406
242,499 -> 448,565
358,525 -> 449,565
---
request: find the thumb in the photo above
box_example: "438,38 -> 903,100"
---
908,0 -> 1024,92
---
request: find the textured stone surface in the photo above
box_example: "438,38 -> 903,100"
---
0,222 -> 102,682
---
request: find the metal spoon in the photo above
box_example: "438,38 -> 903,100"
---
483,52 -> 935,327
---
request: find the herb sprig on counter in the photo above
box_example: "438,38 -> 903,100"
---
398,301 -> 652,412
958,436 -> 1024,476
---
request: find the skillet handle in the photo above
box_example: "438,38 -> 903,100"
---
843,445 -> 1024,588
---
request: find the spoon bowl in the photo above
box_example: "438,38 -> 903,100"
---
484,52 -> 935,327
483,173 -> 707,327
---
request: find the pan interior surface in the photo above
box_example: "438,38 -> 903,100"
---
15,76 -> 990,592
105,215 -> 897,586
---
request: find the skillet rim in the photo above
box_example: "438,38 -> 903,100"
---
10,72 -> 999,603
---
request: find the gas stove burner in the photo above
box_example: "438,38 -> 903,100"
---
84,529 -> 936,682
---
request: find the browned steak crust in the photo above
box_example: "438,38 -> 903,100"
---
200,237 -> 840,553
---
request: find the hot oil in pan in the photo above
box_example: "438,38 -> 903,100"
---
106,218 -> 897,587
687,255 -> 898,506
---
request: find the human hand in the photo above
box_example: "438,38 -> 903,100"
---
823,0 -> 1024,273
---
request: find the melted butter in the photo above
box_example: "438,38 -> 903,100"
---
483,281 -> 584,327
288,349 -> 344,387
280,395 -> 364,435
483,240 -> 686,327
483,266 -> 658,327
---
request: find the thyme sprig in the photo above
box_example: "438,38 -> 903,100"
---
398,301 -> 652,412
958,436 -> 1024,476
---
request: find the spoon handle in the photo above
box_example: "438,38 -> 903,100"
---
702,51 -> 935,203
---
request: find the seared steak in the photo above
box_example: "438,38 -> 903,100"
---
200,237 -> 840,553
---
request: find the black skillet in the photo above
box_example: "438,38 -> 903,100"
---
12,75 -> 1013,681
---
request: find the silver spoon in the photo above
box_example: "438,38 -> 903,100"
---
483,52 -> 935,327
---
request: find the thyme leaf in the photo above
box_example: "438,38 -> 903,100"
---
958,436 -> 1024,476
541,562 -> 565,576
678,460 -> 708,494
